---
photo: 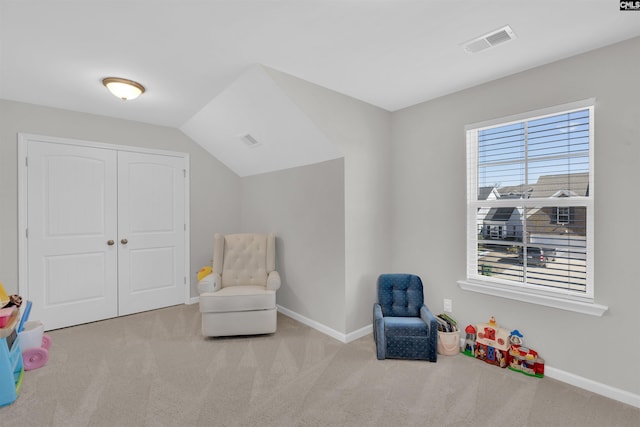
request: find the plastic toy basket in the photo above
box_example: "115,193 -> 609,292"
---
18,321 -> 51,371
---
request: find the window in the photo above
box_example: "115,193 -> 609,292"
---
555,207 -> 572,225
459,99 -> 606,315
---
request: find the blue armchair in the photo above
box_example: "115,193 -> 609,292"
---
373,274 -> 438,362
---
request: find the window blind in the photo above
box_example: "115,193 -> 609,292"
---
467,102 -> 594,299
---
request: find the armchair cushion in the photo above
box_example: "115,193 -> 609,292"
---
199,286 -> 275,313
384,317 -> 429,337
220,234 -> 270,287
377,273 -> 424,317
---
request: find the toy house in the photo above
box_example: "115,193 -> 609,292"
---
508,330 -> 545,378
475,317 -> 510,368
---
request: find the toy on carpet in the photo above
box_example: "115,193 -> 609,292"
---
461,316 -> 544,378
17,301 -> 52,371
197,266 -> 213,281
508,329 -> 544,378
462,324 -> 477,357
474,316 -> 510,368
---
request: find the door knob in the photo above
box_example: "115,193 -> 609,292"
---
107,240 -> 115,246
121,238 -> 128,245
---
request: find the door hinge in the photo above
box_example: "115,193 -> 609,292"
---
184,277 -> 187,285
25,228 -> 28,238
25,157 -> 28,167
183,169 -> 186,177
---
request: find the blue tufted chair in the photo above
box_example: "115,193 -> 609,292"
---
373,274 -> 438,362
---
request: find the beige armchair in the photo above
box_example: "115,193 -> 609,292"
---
198,233 -> 280,337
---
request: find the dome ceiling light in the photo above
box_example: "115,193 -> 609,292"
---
102,77 -> 145,101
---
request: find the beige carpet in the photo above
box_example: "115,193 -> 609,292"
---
2,304 -> 638,426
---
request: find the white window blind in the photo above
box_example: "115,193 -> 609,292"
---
465,100 -> 594,302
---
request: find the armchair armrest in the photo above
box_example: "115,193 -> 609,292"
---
420,304 -> 438,338
198,272 -> 221,294
267,271 -> 281,291
373,303 -> 386,360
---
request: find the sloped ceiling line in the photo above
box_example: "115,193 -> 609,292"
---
181,65 -> 343,177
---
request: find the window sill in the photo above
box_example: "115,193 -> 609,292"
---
457,279 -> 608,317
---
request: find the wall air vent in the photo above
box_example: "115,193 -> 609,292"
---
240,133 -> 261,148
462,25 -> 516,54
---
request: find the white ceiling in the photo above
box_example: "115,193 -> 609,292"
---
1,1 -> 639,129
181,65 -> 343,177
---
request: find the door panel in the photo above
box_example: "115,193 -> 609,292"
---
117,151 -> 186,316
27,141 -> 118,330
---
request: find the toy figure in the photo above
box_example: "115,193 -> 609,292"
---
508,329 -> 544,378
462,325 -> 476,357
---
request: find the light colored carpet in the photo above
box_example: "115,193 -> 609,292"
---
2,304 -> 638,426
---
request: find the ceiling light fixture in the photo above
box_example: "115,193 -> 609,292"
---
102,77 -> 145,100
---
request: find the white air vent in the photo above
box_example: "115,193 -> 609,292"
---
241,133 -> 261,148
462,25 -> 516,54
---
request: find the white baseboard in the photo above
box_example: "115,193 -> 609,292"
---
544,366 -> 640,409
457,335 -> 639,409
276,305 -> 371,343
197,302 -> 640,409
187,296 -> 199,305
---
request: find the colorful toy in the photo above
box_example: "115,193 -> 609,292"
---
462,324 -> 477,357
0,282 -> 9,308
474,316 -> 510,368
197,266 -> 213,281
18,320 -> 51,371
508,329 -> 544,378
16,302 -> 51,371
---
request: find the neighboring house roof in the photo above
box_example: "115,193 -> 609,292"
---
484,207 -> 516,222
478,186 -> 499,201
496,184 -> 528,199
529,172 -> 589,198
494,172 -> 589,199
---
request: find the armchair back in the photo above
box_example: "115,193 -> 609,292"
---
377,274 -> 424,317
214,233 -> 276,288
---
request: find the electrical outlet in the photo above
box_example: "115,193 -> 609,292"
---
443,298 -> 452,313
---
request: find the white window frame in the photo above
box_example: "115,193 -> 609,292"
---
556,207 -> 571,225
457,98 -> 608,316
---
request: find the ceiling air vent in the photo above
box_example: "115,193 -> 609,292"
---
240,133 -> 261,148
462,25 -> 516,54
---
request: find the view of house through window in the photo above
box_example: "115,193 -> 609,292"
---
466,101 -> 594,299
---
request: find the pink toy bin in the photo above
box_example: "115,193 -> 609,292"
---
17,320 -> 51,371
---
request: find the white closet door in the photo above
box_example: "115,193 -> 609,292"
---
27,141 -> 119,330
117,151 -> 186,316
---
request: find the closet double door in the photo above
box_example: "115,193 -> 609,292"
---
23,138 -> 188,330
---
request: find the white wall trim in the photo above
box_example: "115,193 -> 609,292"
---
346,323 -> 373,343
545,366 -> 640,409
188,296 -> 199,305
277,305 -> 372,343
457,279 -> 608,317
196,302 -> 639,408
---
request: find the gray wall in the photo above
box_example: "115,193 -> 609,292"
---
266,68 -> 392,334
391,36 -> 640,396
0,99 -> 241,298
240,159 -> 345,332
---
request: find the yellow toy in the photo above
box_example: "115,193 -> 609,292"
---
0,282 -> 9,308
197,266 -> 213,281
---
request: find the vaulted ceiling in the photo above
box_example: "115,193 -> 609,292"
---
2,1 -> 639,175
